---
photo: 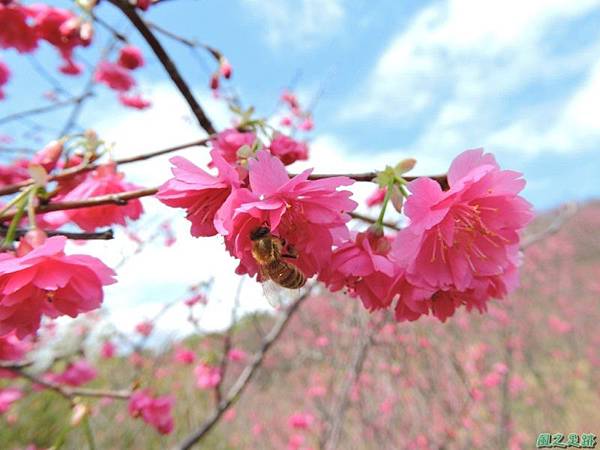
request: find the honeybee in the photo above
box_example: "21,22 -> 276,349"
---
250,226 -> 306,306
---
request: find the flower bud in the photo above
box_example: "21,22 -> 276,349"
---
394,158 -> 416,175
219,58 -> 232,79
32,139 -> 64,172
210,72 -> 220,91
70,403 -> 89,427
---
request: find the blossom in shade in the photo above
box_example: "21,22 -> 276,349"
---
194,362 -> 221,389
95,61 -> 135,92
298,115 -> 314,131
0,387 -> 22,414
117,45 -> 144,70
101,340 -> 116,358
217,150 -> 356,279
136,0 -> 152,11
209,128 -> 257,166
0,159 -> 29,186
366,187 -> 386,207
52,360 -> 97,386
31,139 -> 64,172
128,389 -> 174,435
0,3 -> 38,53
118,93 -> 151,109
227,347 -> 247,362
219,58 -> 232,78
390,148 -> 533,321
173,347 -> 195,365
0,235 -> 116,338
157,150 -> 241,237
135,321 -> 153,337
322,230 -> 396,311
30,5 -> 91,70
0,331 -> 29,361
0,60 -> 10,99
44,164 -> 143,232
268,134 -> 309,166
288,412 -> 315,430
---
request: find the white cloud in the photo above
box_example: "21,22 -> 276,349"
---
341,0 -> 600,156
240,0 -> 346,48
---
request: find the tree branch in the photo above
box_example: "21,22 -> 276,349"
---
0,225 -> 114,240
0,94 -> 94,127
107,0 -> 216,135
175,287 -> 311,450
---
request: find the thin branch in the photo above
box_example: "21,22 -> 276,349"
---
175,288 -> 312,450
323,321 -> 375,450
521,202 -> 577,249
0,225 -> 114,240
0,94 -> 94,127
349,211 -> 399,231
107,0 -> 216,135
0,138 -> 211,197
6,366 -> 131,401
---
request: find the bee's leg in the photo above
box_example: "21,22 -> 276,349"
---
281,253 -> 298,259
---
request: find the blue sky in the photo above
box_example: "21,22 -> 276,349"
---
2,0 -> 600,336
2,0 -> 600,210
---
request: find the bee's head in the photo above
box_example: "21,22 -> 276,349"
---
250,226 -> 271,241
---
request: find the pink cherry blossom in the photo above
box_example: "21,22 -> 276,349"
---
174,347 -> 195,365
118,93 -> 151,110
44,164 -> 143,232
288,412 -> 315,430
128,389 -> 174,435
0,235 -> 116,338
366,187 -> 386,207
322,230 -> 396,311
52,360 -> 97,386
0,3 -> 38,53
117,45 -> 144,70
135,321 -> 153,337
157,150 -> 241,237
0,387 -> 22,414
31,139 -> 63,172
101,340 -> 116,359
298,116 -> 314,131
0,331 -> 29,361
0,159 -> 29,186
390,149 -> 533,321
219,58 -> 232,78
227,347 -> 247,362
194,362 -> 221,389
0,60 -> 10,99
218,150 -> 356,279
95,61 -> 135,92
268,134 -> 309,166
209,128 -> 257,166
30,5 -> 90,70
547,314 -> 572,334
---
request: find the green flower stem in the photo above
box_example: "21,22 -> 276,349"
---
27,187 -> 39,230
0,187 -> 31,218
375,181 -> 395,230
3,195 -> 28,247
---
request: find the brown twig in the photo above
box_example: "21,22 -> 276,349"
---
349,211 -> 399,231
521,202 -> 577,249
107,0 -> 216,135
0,94 -> 94,127
323,319 -> 376,450
0,138 -> 212,197
0,226 -> 114,240
175,287 -> 312,450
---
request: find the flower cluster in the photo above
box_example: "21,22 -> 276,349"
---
0,235 -> 116,338
95,45 -> 150,110
159,137 -> 532,323
158,130 -> 354,280
279,90 -> 314,132
128,389 -> 175,435
0,1 -> 92,90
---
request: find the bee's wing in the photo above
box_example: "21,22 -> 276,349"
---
261,280 -> 286,308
